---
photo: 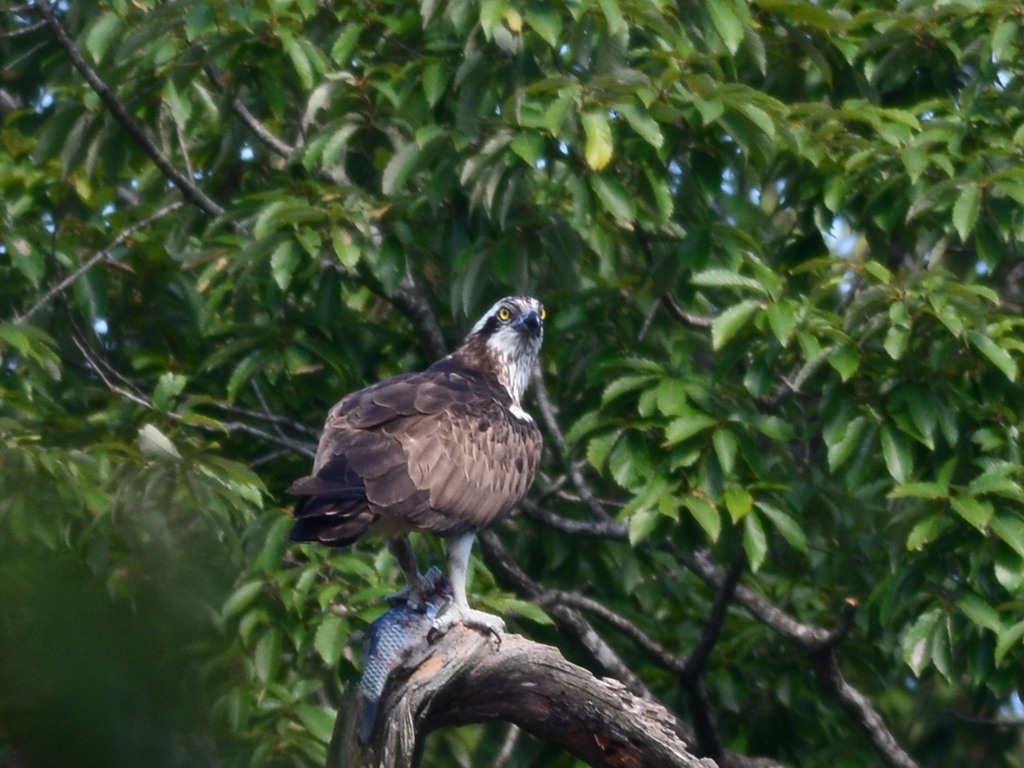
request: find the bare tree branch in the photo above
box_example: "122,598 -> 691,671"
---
478,529 -> 656,700
34,0 -> 224,218
521,498 -> 628,539
71,334 -> 317,459
678,555 -> 744,761
0,18 -> 45,38
680,547 -> 918,768
332,628 -> 709,768
537,588 -> 688,674
14,201 -> 184,325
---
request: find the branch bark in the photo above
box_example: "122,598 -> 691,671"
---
34,0 -> 225,218
329,627 -> 712,768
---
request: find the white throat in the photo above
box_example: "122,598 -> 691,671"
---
485,328 -> 539,406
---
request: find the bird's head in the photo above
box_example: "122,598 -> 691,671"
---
462,296 -> 545,405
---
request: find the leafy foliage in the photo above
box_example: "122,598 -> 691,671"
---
2,0 -> 1023,766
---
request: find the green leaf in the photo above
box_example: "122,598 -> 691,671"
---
956,594 -> 1002,634
712,428 -> 738,475
724,486 -> 753,523
270,239 -> 300,291
758,502 -> 808,554
881,425 -> 913,484
828,344 -> 860,381
422,61 -> 447,107
991,514 -> 1024,559
996,621 -> 1024,667
152,372 -> 187,412
967,331 -> 1018,382
330,24 -> 362,64
906,513 -> 944,551
138,424 -> 182,462
629,505 -> 660,545
526,5 -> 562,47
383,142 -> 422,194
253,628 -> 282,683
826,415 -> 869,472
766,301 -> 797,345
883,326 -> 910,360
85,14 -> 123,62
582,111 -> 614,170
952,184 -> 981,242
889,482 -> 948,500
618,104 -> 663,149
692,269 -> 769,296
664,413 -> 717,445
221,580 -> 265,623
314,615 -> 346,666
294,704 -> 336,744
743,511 -> 768,572
711,300 -> 760,350
590,174 -> 637,220
685,495 -> 721,542
597,0 -> 626,34
903,608 -> 941,677
707,0 -> 744,54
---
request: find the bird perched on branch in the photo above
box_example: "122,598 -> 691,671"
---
288,296 -> 545,637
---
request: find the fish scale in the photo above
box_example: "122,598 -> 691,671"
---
358,574 -> 452,743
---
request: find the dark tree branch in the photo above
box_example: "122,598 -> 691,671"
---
520,498 -> 628,539
664,293 -> 714,328
34,0 -> 225,218
680,548 -> 918,768
812,646 -> 918,768
480,531 -> 785,768
390,271 -> 448,360
330,628 -> 710,768
678,555 -> 744,761
478,530 -> 655,701
536,589 -> 687,675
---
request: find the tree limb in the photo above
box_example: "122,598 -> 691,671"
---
330,627 -> 711,768
680,548 -> 919,768
34,0 -> 224,218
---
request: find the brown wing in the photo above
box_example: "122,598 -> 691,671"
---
288,369 -> 542,546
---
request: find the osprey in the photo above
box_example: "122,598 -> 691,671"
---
288,296 -> 544,637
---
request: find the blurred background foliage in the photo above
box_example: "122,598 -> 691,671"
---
2,0 -> 1023,766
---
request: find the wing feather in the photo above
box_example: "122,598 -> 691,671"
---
291,368 -> 542,545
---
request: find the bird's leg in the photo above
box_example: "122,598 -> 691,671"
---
385,535 -> 445,609
431,531 -> 506,640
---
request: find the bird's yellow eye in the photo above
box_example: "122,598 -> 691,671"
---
497,307 -> 511,321
539,308 -> 546,321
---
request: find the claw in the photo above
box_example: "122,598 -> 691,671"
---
429,603 -> 506,645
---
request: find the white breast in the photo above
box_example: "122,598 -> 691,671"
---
508,403 -> 534,422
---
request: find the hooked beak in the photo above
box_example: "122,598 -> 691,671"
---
514,309 -> 543,337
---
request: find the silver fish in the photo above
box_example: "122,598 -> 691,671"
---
358,568 -> 453,743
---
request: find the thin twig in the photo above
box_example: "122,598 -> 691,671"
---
34,0 -> 224,217
533,370 -> 614,522
492,724 -> 521,768
15,201 -> 184,325
73,334 -> 317,459
0,19 -> 45,38
664,293 -> 714,328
